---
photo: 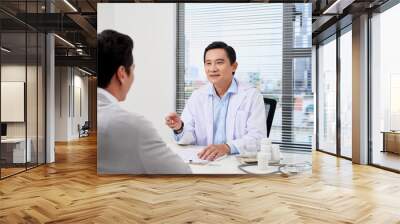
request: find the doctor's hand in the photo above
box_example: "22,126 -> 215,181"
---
165,112 -> 183,131
198,144 -> 230,161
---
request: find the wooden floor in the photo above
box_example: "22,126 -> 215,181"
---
1,167 -> 26,178
1,135 -> 400,223
373,150 -> 400,171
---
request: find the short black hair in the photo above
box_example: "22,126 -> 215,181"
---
203,41 -> 236,65
97,29 -> 134,88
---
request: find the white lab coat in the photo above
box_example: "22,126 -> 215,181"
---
97,88 -> 191,174
179,79 -> 267,154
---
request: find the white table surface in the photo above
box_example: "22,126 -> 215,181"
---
1,137 -> 32,163
1,138 -> 26,143
169,144 -> 312,174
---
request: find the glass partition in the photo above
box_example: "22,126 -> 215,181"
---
0,1 -> 46,179
371,3 -> 400,171
339,28 -> 352,158
1,30 -> 28,177
317,36 -> 337,155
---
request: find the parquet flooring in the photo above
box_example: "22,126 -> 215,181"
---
1,135 -> 400,223
1,167 -> 26,177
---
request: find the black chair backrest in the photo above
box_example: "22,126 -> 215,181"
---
1,123 -> 7,136
82,121 -> 90,129
263,98 -> 277,137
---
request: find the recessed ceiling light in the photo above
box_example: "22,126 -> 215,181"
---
1,47 -> 11,53
54,34 -> 75,48
323,0 -> 355,15
78,67 -> 92,76
63,0 -> 78,12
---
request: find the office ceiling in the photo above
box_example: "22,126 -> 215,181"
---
312,0 -> 390,44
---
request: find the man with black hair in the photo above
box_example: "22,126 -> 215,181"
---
97,29 -> 191,174
165,41 -> 267,161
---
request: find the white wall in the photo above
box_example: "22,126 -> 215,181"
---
1,64 -> 46,163
55,67 -> 89,141
76,74 -> 89,121
55,67 -> 69,141
72,73 -> 89,137
97,3 -> 177,142
1,65 -> 35,137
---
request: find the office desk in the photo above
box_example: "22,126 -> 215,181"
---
169,144 -> 311,174
1,138 -> 31,164
382,131 -> 400,154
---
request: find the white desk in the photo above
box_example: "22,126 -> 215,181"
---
1,138 -> 31,163
169,144 -> 312,174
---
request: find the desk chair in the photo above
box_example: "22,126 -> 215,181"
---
263,98 -> 277,137
78,121 -> 90,138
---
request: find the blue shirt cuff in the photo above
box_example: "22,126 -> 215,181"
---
227,142 -> 239,154
173,131 -> 184,142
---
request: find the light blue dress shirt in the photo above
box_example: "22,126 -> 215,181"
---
175,79 -> 239,154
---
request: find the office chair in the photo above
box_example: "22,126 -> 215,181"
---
78,121 -> 90,138
263,98 -> 277,137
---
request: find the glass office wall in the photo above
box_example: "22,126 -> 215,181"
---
371,3 -> 400,171
317,35 -> 337,154
1,31 -> 28,177
0,1 -> 46,179
339,27 -> 352,158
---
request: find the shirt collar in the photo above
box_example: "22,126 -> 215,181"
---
208,78 -> 238,97
97,87 -> 119,104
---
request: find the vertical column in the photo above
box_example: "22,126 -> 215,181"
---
88,76 -> 97,131
336,28 -> 341,156
46,1 -> 55,163
312,46 -> 317,150
352,14 -> 369,164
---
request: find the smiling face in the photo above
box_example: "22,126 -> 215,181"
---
204,48 -> 238,88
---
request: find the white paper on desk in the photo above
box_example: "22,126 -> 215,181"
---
176,147 -> 208,164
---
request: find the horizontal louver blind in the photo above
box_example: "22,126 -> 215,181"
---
177,3 -> 313,151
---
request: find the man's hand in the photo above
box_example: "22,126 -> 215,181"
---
165,112 -> 183,131
198,144 -> 230,161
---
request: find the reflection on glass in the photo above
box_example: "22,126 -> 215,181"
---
371,3 -> 400,171
1,32 -> 27,177
318,37 -> 337,154
293,4 -> 312,48
340,29 -> 352,158
0,1 -> 46,179
293,57 -> 313,145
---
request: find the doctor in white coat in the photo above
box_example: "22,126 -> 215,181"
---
165,41 -> 267,161
97,30 -> 191,174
